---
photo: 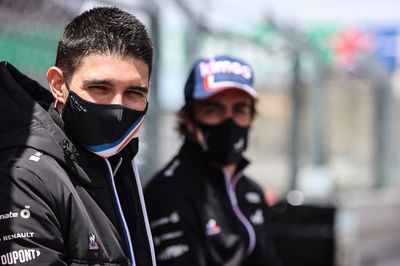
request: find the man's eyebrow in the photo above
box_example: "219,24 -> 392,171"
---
82,79 -> 148,93
82,79 -> 113,86
234,102 -> 251,108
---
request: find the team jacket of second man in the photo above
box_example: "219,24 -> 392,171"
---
0,61 -> 156,265
145,141 -> 280,266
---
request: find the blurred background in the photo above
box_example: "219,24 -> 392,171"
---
2,0 -> 400,265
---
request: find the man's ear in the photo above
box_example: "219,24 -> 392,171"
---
47,66 -> 68,104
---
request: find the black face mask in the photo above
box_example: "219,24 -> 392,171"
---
196,118 -> 249,165
62,90 -> 147,158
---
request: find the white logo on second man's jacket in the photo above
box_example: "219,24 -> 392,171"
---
250,209 -> 264,225
158,245 -> 189,261
151,211 -> 180,229
245,192 -> 261,204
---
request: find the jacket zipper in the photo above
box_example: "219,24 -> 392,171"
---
223,169 -> 256,256
105,158 -> 136,266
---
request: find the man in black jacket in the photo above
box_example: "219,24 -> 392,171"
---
0,7 -> 156,265
145,55 -> 281,265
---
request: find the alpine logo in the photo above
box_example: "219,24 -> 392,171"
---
1,249 -> 40,265
205,219 -> 221,236
89,232 -> 99,250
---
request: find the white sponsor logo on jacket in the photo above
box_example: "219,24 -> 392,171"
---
1,249 -> 40,265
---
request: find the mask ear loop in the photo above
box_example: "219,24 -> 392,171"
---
54,78 -> 71,113
54,100 -> 64,113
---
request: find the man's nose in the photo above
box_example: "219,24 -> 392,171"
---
224,108 -> 234,119
110,94 -> 124,105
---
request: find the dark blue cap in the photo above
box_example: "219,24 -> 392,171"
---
184,55 -> 258,102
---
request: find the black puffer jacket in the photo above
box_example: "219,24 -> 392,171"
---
145,141 -> 281,266
0,62 -> 156,266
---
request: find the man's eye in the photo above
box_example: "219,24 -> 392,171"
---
234,104 -> 251,114
127,90 -> 147,98
203,107 -> 217,113
237,108 -> 250,114
127,90 -> 141,95
203,107 -> 224,116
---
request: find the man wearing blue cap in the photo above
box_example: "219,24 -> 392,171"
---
145,55 -> 281,265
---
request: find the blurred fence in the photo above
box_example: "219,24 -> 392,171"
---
0,0 -> 78,84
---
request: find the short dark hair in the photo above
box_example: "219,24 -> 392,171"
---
55,6 -> 153,84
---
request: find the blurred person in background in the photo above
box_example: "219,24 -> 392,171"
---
145,55 -> 281,266
0,7 -> 156,265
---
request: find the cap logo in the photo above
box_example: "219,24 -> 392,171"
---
199,60 -> 252,79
